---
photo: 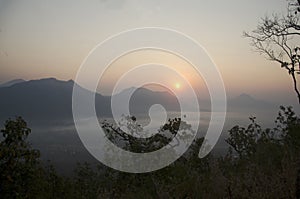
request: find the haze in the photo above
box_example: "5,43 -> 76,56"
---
0,0 -> 297,106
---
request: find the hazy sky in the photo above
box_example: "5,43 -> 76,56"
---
0,0 -> 298,105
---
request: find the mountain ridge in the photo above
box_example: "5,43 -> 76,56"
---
0,78 -> 180,122
0,78 -> 279,123
0,79 -> 26,88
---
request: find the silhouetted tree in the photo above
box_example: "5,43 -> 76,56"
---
1,113 -> 299,198
244,0 -> 300,103
225,106 -> 300,198
102,116 -> 194,154
0,117 -> 42,198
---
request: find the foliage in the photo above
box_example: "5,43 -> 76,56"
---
0,117 -> 73,198
224,106 -> 300,198
0,108 -> 299,198
101,116 -> 194,153
0,117 -> 42,198
70,107 -> 300,198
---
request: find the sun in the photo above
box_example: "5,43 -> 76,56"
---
175,83 -> 181,89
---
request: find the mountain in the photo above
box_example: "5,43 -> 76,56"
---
0,78 -> 279,123
0,78 -> 112,123
0,78 -> 180,123
228,93 -> 277,112
113,87 -> 180,116
0,79 -> 26,87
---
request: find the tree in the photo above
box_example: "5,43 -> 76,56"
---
0,117 -> 41,198
99,116 -> 199,198
225,107 -> 300,198
244,0 -> 300,103
102,116 -> 194,153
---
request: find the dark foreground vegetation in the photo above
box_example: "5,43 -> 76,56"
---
0,106 -> 299,198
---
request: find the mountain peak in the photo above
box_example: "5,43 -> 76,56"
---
27,78 -> 75,85
0,79 -> 26,87
237,93 -> 254,100
36,77 -> 58,82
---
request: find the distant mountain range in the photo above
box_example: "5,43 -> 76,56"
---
113,86 -> 180,115
0,78 -> 180,123
0,78 -> 103,122
0,78 -> 280,122
228,93 -> 276,112
0,78 -> 279,123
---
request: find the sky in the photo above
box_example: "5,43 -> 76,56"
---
0,0 -> 299,105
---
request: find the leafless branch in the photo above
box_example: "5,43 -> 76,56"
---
244,0 -> 300,104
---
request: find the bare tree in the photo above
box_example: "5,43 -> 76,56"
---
244,0 -> 300,104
